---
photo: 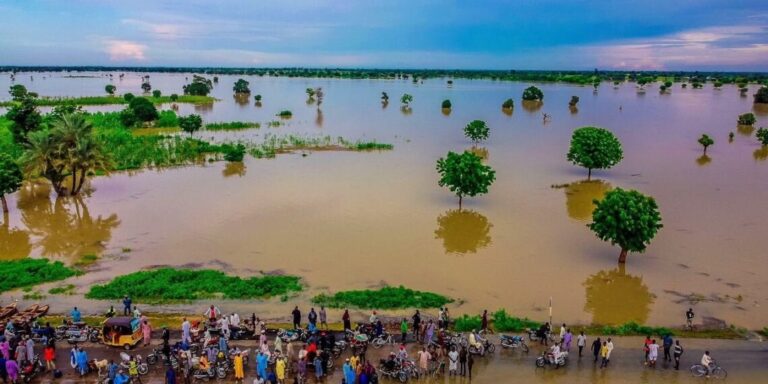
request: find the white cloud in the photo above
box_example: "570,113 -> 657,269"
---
104,40 -> 147,61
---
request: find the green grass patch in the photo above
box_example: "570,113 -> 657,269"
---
48,284 -> 76,295
0,95 -> 215,107
86,268 -> 303,303
491,310 -> 540,332
277,110 -> 293,118
23,291 -> 46,300
312,286 -> 453,309
73,254 -> 99,268
0,259 -> 80,293
599,322 -> 675,337
205,121 -> 261,131
97,128 -> 224,170
0,117 -> 24,160
353,141 -> 394,151
454,315 -> 482,332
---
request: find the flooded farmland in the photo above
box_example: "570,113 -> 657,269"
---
1,72 -> 767,328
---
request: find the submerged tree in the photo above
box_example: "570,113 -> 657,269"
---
589,188 -> 663,264
179,114 -> 203,136
522,86 -> 544,101
698,134 -> 714,154
442,99 -> 452,109
569,96 -> 580,106
120,97 -> 158,127
233,79 -> 251,94
502,98 -> 514,110
436,151 -> 496,209
464,120 -> 489,143
755,87 -> 768,104
183,75 -> 213,96
566,127 -> 623,179
105,84 -> 116,95
757,127 -> 768,146
141,82 -> 152,93
738,113 -> 756,125
21,114 -> 111,196
401,93 -> 413,106
0,154 -> 23,213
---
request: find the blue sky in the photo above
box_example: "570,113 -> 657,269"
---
1,0 -> 767,70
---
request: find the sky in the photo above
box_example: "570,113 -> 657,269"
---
1,0 -> 767,71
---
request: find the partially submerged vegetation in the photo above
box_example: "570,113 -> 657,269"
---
0,259 -> 80,293
0,95 -> 215,107
86,268 -> 303,303
249,134 -> 394,158
205,121 -> 261,131
312,286 -> 453,309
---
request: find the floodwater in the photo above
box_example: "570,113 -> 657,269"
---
1,72 -> 768,328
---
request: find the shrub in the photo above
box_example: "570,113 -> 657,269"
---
738,113 -> 756,125
127,97 -> 159,123
222,143 -> 246,162
441,99 -> 451,109
569,96 -> 580,106
155,110 -> 179,128
755,87 -> 768,104
183,75 -> 213,96
170,94 -> 179,102
123,93 -> 135,102
0,259 -> 80,293
522,86 -> 544,101
601,322 -> 674,337
178,114 -> 203,135
502,98 -> 514,109
105,84 -> 116,95
492,310 -> 540,332
254,95 -> 262,102
757,128 -> 768,145
152,90 -> 161,98
464,120 -> 490,143
312,286 -> 453,309
454,315 -> 482,332
277,110 -> 292,118
86,268 -> 302,303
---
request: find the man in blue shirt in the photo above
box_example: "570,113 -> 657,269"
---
70,307 -> 82,323
123,296 -> 132,316
662,334 -> 674,362
165,365 -> 176,384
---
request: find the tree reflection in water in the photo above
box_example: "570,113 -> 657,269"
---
434,209 -> 492,254
0,211 -> 31,260
17,183 -> 120,259
222,162 -> 247,178
696,154 -> 712,166
563,179 -> 612,221
583,264 -> 654,325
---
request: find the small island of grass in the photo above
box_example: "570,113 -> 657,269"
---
312,286 -> 453,309
0,259 -> 80,293
0,95 -> 216,107
205,121 -> 261,131
86,268 -> 303,303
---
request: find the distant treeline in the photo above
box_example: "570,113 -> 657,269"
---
2,66 -> 767,85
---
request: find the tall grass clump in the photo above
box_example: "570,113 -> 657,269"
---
354,141 -> 394,151
86,268 -> 303,303
491,310 -> 540,332
454,315 -> 482,332
601,322 -> 674,336
0,259 -> 80,293
312,286 -> 453,309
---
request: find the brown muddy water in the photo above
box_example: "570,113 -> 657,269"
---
1,72 -> 767,328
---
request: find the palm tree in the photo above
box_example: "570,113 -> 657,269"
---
21,131 -> 68,195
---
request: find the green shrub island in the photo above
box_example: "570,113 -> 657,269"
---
522,86 -> 544,101
86,268 -> 303,303
737,113 -> 756,125
312,286 -> 453,309
0,259 -> 80,293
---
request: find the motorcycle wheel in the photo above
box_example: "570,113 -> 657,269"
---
216,367 -> 227,379
372,338 -> 385,349
535,358 -> 545,368
487,344 -> 496,353
138,364 -> 149,375
89,333 -> 100,343
327,359 -> 334,369
398,371 -> 408,383
146,355 -> 157,365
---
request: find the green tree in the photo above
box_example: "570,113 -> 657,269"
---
567,126 -> 623,179
222,144 -> 246,162
698,134 -> 714,154
178,114 -> 203,136
254,94 -> 262,102
306,88 -> 316,99
9,84 -> 28,101
233,79 -> 251,94
381,92 -> 389,102
21,114 -> 111,196
0,154 -> 23,213
401,93 -> 413,106
522,86 -> 543,101
170,93 -> 179,102
464,120 -> 490,143
589,188 -> 663,264
152,90 -> 161,98
141,82 -> 152,93
127,97 -> 158,124
569,96 -> 580,106
755,87 -> 768,104
757,128 -> 768,146
105,84 -> 116,95
502,98 -> 514,109
123,93 -> 135,101
738,113 -> 756,125
5,91 -> 42,145
436,151 -> 496,209
183,75 -> 213,96
442,99 -> 452,109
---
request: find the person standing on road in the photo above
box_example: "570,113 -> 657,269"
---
467,352 -> 474,380
643,335 -> 652,364
591,337 -> 601,363
291,307 -> 301,329
448,346 -> 458,376
234,352 -> 245,383
70,307 -> 82,323
181,318 -> 191,344
412,310 -> 421,342
24,337 -> 33,363
425,320 -> 435,345
577,331 -> 586,357
342,309 -> 351,332
43,343 -> 55,371
559,323 -> 566,343
686,308 -> 695,329
308,308 -> 317,329
165,365 -> 177,384
563,329 -> 573,351
459,346 -> 467,376
123,296 -> 132,316
5,358 -> 18,384
14,342 -> 26,366
648,340 -> 659,367
480,310 -> 488,333
662,334 -> 673,362
673,340 -> 684,370
417,347 -> 431,377
141,320 -> 152,347
319,307 -> 327,330
605,338 -> 614,367
400,318 -> 408,343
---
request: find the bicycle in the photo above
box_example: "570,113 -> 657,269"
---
690,363 -> 727,379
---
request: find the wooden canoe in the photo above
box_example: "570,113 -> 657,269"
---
0,302 -> 18,320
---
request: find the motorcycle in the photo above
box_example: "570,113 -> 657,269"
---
499,334 -> 529,352
468,336 -> 495,356
119,352 -> 149,375
527,328 -> 556,343
378,359 -> 409,383
371,332 -> 395,349
20,355 -> 45,383
146,347 -> 181,369
277,328 -> 307,343
535,350 -> 568,368
67,326 -> 101,344
56,322 -> 90,341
